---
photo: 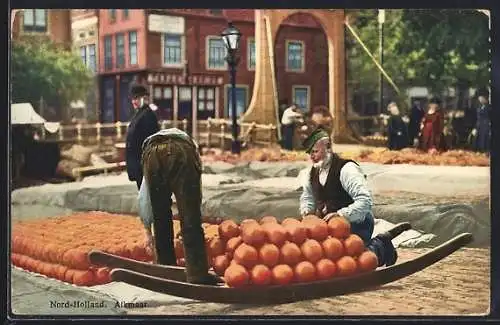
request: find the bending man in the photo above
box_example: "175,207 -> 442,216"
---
138,128 -> 219,285
300,128 -> 404,267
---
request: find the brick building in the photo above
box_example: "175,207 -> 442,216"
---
71,10 -> 100,121
12,9 -> 72,48
97,9 -> 328,126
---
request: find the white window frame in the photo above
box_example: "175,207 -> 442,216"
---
285,40 -> 305,73
79,44 -> 97,73
178,86 -> 192,101
247,37 -> 256,71
292,85 -> 311,112
206,36 -> 228,71
197,87 -> 216,112
224,84 -> 250,118
161,33 -> 185,68
22,9 -> 49,34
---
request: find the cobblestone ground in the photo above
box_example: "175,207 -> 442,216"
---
126,247 -> 490,316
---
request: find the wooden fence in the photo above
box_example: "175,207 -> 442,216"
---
39,118 -> 278,149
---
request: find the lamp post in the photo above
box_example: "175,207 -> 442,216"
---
221,21 -> 242,154
378,9 -> 385,115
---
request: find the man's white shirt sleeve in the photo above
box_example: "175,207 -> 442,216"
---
299,167 -> 316,215
336,162 -> 372,223
138,176 -> 154,231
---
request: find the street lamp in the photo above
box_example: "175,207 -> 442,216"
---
221,21 -> 242,154
378,9 -> 385,115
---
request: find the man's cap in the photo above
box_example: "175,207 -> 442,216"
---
302,127 -> 330,153
130,84 -> 149,97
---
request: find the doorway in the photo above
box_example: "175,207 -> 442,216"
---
178,86 -> 193,135
153,86 -> 174,120
197,86 -> 216,120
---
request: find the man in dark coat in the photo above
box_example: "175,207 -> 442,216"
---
474,95 -> 491,153
126,84 -> 160,189
408,100 -> 424,146
299,128 -> 410,267
387,102 -> 408,150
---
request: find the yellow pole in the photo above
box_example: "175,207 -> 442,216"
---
344,19 -> 401,95
264,16 -> 282,141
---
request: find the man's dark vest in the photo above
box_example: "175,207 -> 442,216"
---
310,154 -> 357,216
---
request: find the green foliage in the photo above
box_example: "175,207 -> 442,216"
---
11,37 -> 93,109
346,9 -> 490,108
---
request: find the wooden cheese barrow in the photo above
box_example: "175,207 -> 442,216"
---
88,223 -> 473,305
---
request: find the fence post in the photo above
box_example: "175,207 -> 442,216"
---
220,124 -> 225,150
58,126 -> 64,141
250,122 -> 256,145
96,122 -> 102,144
41,125 -> 46,140
207,118 -> 212,148
76,123 -> 83,143
116,122 -> 122,139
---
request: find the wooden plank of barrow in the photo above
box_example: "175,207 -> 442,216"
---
88,251 -> 190,282
109,233 -> 473,305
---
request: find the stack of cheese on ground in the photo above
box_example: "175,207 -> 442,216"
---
11,212 -> 152,286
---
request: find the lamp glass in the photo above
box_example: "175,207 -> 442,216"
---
221,23 -> 241,51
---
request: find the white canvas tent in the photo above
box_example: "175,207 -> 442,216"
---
11,103 -> 45,125
11,102 -> 60,133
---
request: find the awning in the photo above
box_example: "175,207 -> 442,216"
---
11,103 -> 46,125
11,103 -> 60,133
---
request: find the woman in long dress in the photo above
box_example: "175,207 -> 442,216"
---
418,98 -> 446,152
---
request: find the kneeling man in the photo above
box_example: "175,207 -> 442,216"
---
300,128 -> 400,267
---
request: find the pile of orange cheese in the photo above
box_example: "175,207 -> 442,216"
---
11,212 -> 152,286
180,215 -> 379,287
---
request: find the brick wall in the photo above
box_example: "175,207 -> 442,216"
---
98,9 -> 147,73
13,9 -> 71,49
275,23 -> 329,108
